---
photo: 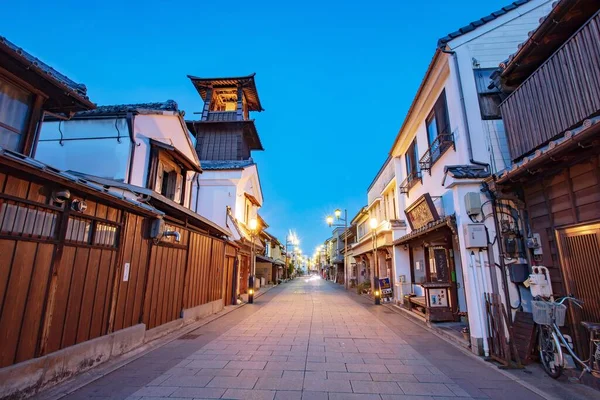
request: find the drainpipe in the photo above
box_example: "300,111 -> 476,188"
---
470,251 -> 490,357
440,47 -> 489,170
195,173 -> 201,213
125,112 -> 136,184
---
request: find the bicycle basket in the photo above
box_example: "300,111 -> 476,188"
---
532,301 -> 567,327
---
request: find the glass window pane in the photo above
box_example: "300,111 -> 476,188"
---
427,117 -> 438,145
0,77 -> 32,133
0,126 -> 22,151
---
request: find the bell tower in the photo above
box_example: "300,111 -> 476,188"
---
186,74 -> 264,161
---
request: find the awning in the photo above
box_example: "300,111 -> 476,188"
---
256,254 -> 274,263
393,215 -> 457,246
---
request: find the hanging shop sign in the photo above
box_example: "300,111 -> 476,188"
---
404,193 -> 440,230
379,277 -> 393,302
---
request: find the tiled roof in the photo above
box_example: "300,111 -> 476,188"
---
438,0 -> 532,47
393,216 -> 457,246
72,100 -> 179,117
0,35 -> 89,98
497,115 -> 600,183
201,159 -> 255,170
188,73 -> 264,112
445,165 -> 490,179
0,147 -> 161,215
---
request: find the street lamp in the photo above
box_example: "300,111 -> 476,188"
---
325,208 -> 348,289
370,217 -> 381,305
248,218 -> 259,304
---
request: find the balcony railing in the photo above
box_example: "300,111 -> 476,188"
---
399,170 -> 422,195
419,132 -> 454,174
500,12 -> 600,161
206,111 -> 239,122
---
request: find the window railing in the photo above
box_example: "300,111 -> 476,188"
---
399,170 -> 422,195
206,111 -> 239,122
419,132 -> 455,174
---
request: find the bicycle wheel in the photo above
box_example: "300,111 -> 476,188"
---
538,325 -> 563,379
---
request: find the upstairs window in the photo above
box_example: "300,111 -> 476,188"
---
426,90 -> 450,147
405,139 -> 419,179
154,154 -> 183,204
0,76 -> 32,152
474,68 -> 502,120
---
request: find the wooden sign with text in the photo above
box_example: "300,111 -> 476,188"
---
404,193 -> 440,230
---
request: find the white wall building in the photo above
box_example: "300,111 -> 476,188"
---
35,101 -> 202,210
386,0 -> 554,355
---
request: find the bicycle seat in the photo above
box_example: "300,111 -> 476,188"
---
581,321 -> 600,332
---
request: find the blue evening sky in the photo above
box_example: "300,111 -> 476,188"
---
3,0 -> 512,257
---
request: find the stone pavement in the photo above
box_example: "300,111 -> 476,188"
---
52,277 -> 549,400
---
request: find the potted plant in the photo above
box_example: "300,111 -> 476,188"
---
457,311 -> 469,341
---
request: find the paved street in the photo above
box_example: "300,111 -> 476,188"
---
58,278 -> 544,400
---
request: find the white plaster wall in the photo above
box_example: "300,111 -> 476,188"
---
36,113 -> 200,212
36,119 -> 130,181
192,170 -> 241,230
131,114 -> 198,187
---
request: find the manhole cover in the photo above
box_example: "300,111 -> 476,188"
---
179,334 -> 201,340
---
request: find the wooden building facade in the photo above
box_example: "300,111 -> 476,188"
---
0,150 -> 237,368
494,0 -> 600,359
0,36 -> 238,398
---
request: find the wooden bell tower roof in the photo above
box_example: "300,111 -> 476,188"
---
187,73 -> 264,112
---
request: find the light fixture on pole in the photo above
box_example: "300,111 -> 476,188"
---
370,217 -> 381,305
248,218 -> 259,304
325,208 -> 348,289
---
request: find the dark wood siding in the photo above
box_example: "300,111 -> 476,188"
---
112,214 -> 151,331
183,232 -> 214,308
501,12 -> 600,161
524,156 -> 600,295
196,125 -> 248,160
0,164 -> 235,368
142,227 -> 188,329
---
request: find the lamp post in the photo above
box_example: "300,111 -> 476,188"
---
370,217 -> 381,305
248,218 -> 259,304
326,209 -> 348,289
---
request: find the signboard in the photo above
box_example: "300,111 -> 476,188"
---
404,194 -> 440,230
428,288 -> 448,307
379,277 -> 393,302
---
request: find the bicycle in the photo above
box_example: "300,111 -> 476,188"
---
532,296 -> 600,379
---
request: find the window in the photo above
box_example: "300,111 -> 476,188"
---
65,216 -> 119,247
0,76 -> 33,152
426,90 -> 450,145
0,201 -> 58,239
245,199 -> 251,224
392,189 -> 397,219
357,221 -> 367,239
474,68 -> 502,120
154,155 -> 183,203
405,139 -> 419,179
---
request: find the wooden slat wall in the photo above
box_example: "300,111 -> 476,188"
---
0,167 -> 236,368
524,156 -> 600,295
183,232 -> 212,308
142,229 -> 188,330
112,214 -> 150,331
501,12 -> 600,161
44,246 -> 117,354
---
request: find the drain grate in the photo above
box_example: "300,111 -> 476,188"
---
179,333 -> 201,340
